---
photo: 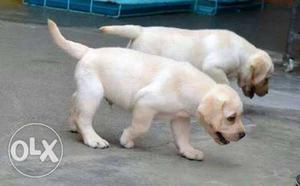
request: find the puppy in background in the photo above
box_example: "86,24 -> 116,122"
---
100,25 -> 274,98
48,20 -> 246,161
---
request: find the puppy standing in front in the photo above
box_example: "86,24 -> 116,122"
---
100,25 -> 274,98
48,20 -> 246,161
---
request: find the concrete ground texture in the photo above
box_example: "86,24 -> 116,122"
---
0,3 -> 299,186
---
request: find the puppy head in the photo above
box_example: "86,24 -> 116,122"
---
238,50 -> 274,98
197,85 -> 245,145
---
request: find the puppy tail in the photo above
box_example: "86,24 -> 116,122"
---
99,25 -> 142,39
48,19 -> 89,59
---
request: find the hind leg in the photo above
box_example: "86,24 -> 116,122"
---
67,92 -> 79,133
74,72 -> 109,148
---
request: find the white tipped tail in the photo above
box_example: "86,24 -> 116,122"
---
99,25 -> 142,39
48,19 -> 89,59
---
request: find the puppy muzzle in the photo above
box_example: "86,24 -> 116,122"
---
242,86 -> 255,99
255,89 -> 268,97
215,132 -> 230,145
238,132 -> 246,140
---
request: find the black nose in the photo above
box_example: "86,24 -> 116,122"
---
238,132 -> 246,139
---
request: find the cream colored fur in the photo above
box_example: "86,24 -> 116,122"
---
48,20 -> 245,161
100,25 -> 274,98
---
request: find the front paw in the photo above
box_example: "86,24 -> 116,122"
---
180,148 -> 204,161
120,130 -> 134,148
83,134 -> 110,149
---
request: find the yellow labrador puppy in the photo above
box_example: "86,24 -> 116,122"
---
48,20 -> 245,160
100,25 -> 274,98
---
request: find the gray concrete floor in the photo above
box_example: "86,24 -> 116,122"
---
0,3 -> 300,186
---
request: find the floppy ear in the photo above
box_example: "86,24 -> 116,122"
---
198,94 -> 225,127
250,55 -> 268,84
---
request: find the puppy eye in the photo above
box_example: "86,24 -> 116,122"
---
227,115 -> 236,122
